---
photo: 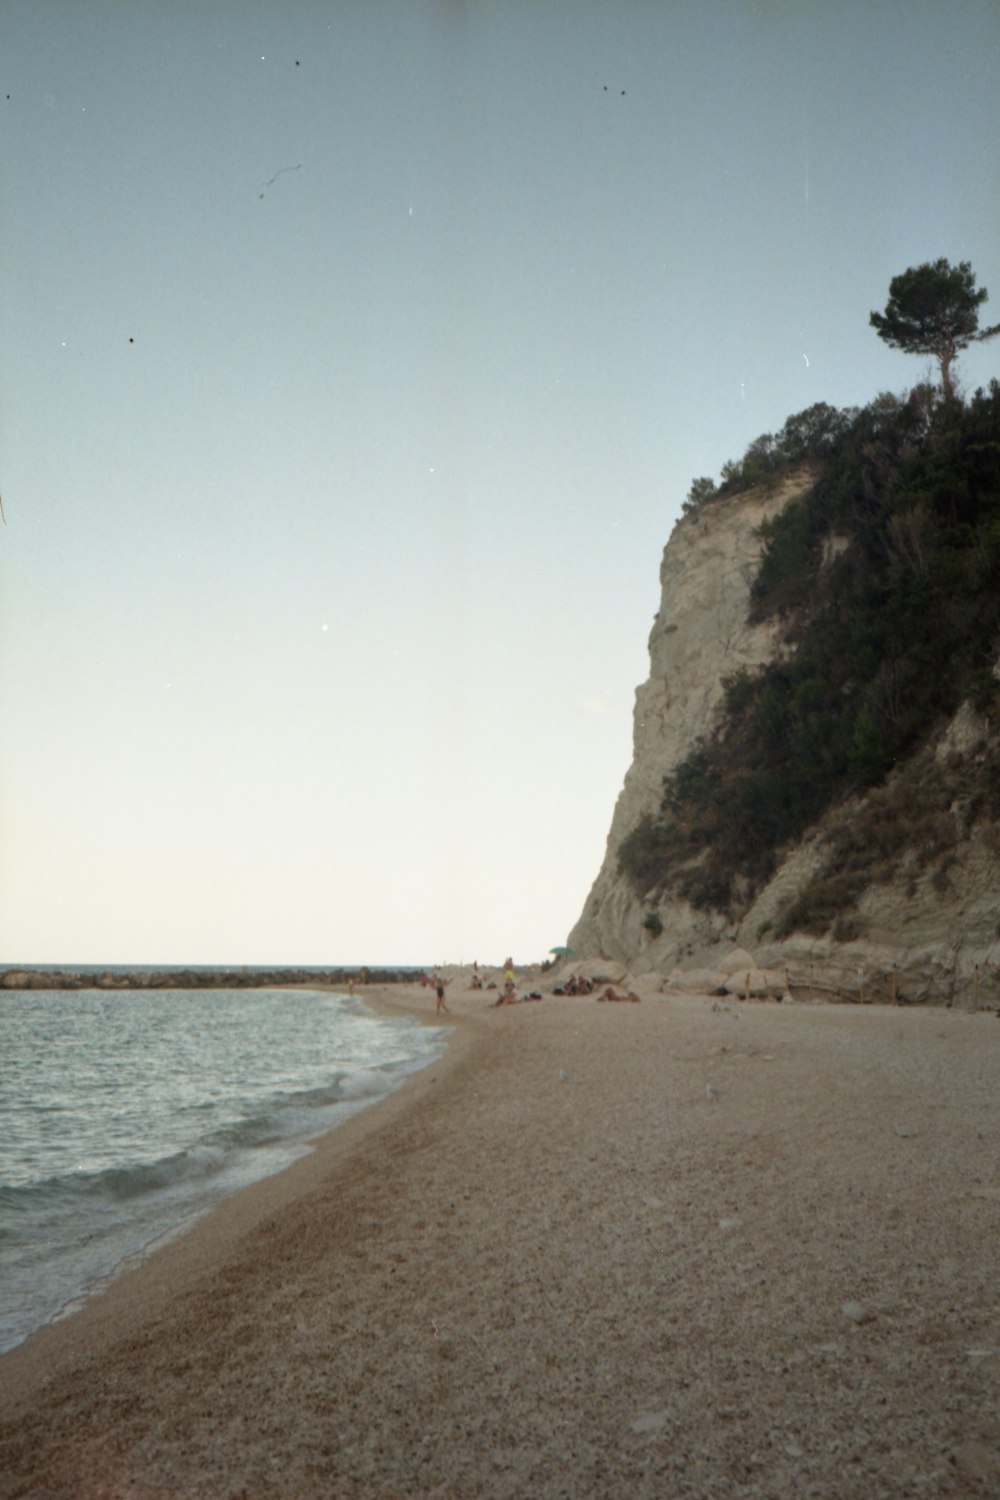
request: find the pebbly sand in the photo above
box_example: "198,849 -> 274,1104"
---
1,979 -> 999,1498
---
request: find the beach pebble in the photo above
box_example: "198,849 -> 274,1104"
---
718,1217 -> 740,1231
630,1410 -> 667,1435
950,1439 -> 999,1482
894,1124 -> 918,1138
841,1301 -> 873,1325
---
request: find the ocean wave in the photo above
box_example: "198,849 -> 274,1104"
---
0,991 -> 446,1356
337,1068 -> 398,1101
0,1143 -> 232,1212
0,1064 -> 415,1219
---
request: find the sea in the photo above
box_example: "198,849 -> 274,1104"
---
0,982 -> 446,1354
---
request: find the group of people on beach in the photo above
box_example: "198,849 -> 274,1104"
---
426,958 -> 639,1015
552,974 -> 593,996
422,958 -> 540,1011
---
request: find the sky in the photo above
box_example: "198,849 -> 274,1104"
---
1,1 -> 998,967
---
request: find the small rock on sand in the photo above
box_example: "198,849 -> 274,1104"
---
630,1411 -> 667,1435
951,1439 -> 1000,1483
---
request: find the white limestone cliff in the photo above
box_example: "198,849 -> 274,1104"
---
568,472 -> 1000,1007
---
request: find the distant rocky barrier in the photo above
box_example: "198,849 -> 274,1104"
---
0,967 -> 423,992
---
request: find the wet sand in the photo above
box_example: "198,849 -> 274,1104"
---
1,981 -> 999,1498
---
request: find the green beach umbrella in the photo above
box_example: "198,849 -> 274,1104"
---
548,946 -> 572,956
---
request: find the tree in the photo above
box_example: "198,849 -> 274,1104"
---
682,476 -> 716,514
870,258 -> 1000,402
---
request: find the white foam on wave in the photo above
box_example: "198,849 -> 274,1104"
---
338,1068 -> 396,1101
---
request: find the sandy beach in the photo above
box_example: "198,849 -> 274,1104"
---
1,978 -> 999,1498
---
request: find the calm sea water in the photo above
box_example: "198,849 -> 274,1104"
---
0,987 -> 445,1354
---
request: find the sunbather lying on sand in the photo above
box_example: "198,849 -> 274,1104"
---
598,986 -> 641,1003
492,986 -> 545,1007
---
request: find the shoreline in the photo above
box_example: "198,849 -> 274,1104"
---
0,981 -> 451,1361
0,982 -> 462,1411
2,983 -> 999,1496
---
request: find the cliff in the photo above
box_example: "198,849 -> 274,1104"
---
568,447 -> 1000,1008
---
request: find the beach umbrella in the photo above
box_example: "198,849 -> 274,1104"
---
549,946 -> 572,956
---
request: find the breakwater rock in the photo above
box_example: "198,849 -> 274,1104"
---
0,967 -> 422,992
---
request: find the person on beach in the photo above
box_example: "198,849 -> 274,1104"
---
503,956 -> 515,985
598,985 -> 641,1003
434,977 -> 450,1015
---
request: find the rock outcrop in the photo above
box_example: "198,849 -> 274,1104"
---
568,472 -> 1000,1008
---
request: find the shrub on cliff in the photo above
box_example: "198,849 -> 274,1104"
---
681,402 -> 853,513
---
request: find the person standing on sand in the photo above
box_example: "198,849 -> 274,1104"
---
434,977 -> 450,1015
503,955 -> 515,985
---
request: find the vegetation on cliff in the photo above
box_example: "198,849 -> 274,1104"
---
869,258 -> 1000,404
619,373 -> 1000,930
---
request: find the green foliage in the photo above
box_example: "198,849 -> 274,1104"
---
715,402 -> 857,498
617,815 -> 680,898
870,258 -> 1000,401
618,379 -> 1000,917
848,706 -> 894,787
774,872 -> 867,939
773,743 -> 983,939
751,499 -> 812,615
642,911 -> 664,937
683,476 -> 717,514
722,667 -> 755,715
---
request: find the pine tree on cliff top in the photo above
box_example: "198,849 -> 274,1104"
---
870,258 -> 1000,402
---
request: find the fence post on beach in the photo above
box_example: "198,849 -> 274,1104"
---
858,965 -> 865,1005
891,964 -> 898,1006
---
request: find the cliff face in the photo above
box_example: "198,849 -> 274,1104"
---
568,471 -> 1000,1007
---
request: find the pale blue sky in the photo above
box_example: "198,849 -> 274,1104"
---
2,1 -> 998,964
